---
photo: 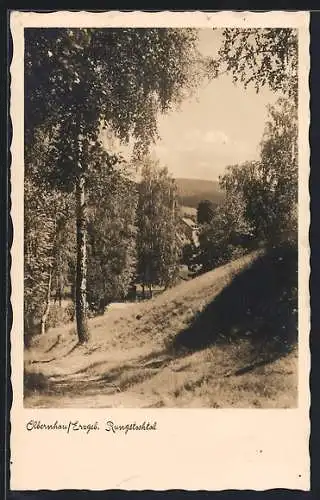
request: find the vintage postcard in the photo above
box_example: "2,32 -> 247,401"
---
10,10 -> 310,491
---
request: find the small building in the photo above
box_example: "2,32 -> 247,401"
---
180,217 -> 200,247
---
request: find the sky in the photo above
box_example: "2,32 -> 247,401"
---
102,29 -> 279,182
150,29 -> 278,182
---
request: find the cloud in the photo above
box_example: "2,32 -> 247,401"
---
170,129 -> 201,153
203,130 -> 229,145
171,128 -> 229,154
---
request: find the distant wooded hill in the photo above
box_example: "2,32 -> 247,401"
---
175,178 -> 225,209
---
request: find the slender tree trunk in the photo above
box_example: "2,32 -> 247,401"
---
71,280 -> 76,322
58,271 -> 63,307
54,275 -> 59,304
145,261 -> 151,298
40,268 -> 52,335
75,173 -> 90,343
55,273 -> 62,306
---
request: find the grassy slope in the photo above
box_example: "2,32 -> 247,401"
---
24,251 -> 297,409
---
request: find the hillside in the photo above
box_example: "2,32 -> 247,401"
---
175,177 -> 225,208
24,250 -> 297,409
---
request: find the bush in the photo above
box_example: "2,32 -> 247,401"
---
226,244 -> 247,262
24,369 -> 50,396
46,302 -> 74,329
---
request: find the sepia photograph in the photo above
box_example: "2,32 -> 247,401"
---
22,22 -> 301,410
9,10 -> 311,491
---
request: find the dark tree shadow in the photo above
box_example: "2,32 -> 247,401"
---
171,244 -> 298,360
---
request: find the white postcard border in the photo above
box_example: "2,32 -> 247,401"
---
10,10 -> 310,491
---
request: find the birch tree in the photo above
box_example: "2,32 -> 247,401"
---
208,28 -> 298,102
137,160 -> 181,295
25,28 -> 200,342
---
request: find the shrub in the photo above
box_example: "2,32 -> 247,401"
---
46,301 -> 75,330
24,369 -> 50,396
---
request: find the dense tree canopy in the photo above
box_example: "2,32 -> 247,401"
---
197,199 -> 215,225
25,28 -> 200,157
25,28 -> 200,342
199,96 -> 297,271
197,27 -> 299,271
137,160 -> 181,294
86,158 -> 138,313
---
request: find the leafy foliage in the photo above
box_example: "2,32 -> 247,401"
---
197,199 -> 215,225
24,176 -> 55,332
259,98 -> 298,241
208,28 -> 298,102
25,28 -> 200,161
199,97 -> 297,270
25,27 -> 201,341
221,98 -> 297,244
199,190 -> 252,271
137,160 -> 182,291
198,28 -> 298,272
24,125 -> 76,333
86,161 -> 138,313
